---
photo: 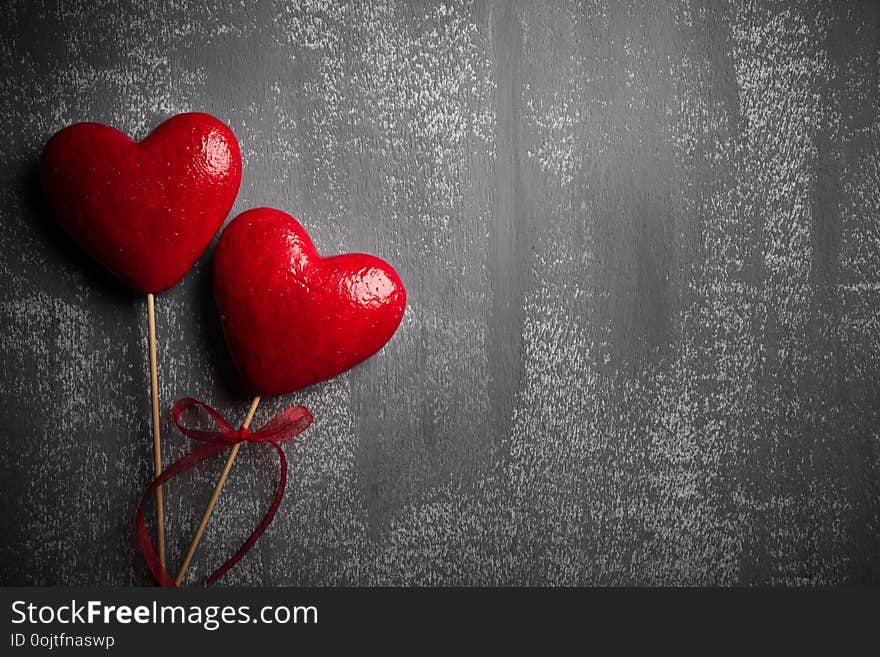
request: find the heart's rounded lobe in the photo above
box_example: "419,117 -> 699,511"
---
213,208 -> 406,396
41,112 -> 242,293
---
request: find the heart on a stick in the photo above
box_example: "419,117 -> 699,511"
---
213,207 -> 406,396
41,112 -> 242,293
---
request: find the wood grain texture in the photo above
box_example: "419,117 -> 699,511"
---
1,0 -> 878,586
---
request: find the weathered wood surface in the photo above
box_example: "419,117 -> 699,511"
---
1,0 -> 878,585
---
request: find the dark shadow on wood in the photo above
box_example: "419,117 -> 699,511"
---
488,0 -> 530,454
18,153 -> 137,303
193,249 -> 251,401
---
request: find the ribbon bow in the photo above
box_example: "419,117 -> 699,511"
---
136,398 -> 312,586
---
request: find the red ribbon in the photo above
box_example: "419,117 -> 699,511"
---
136,398 -> 312,586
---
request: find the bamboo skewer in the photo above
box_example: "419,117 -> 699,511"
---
175,395 -> 261,585
146,293 -> 166,570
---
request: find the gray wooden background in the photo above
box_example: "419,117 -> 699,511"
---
1,0 -> 879,586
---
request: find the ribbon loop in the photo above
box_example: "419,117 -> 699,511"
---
136,399 -> 313,587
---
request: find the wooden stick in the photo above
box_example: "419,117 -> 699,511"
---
175,395 -> 261,585
146,293 -> 166,570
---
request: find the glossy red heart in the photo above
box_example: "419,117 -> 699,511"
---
213,208 -> 406,396
41,112 -> 242,293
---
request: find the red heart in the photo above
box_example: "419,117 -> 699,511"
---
41,112 -> 242,294
213,207 -> 406,396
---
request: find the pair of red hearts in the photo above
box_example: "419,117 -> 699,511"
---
41,113 -> 406,395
